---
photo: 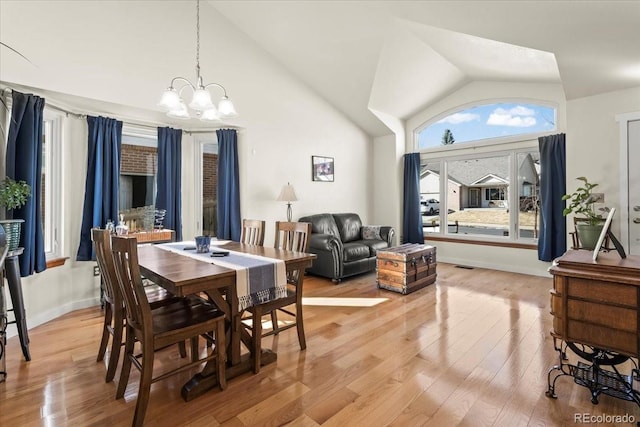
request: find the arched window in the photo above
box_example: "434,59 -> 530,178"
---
416,101 -> 556,245
418,102 -> 556,150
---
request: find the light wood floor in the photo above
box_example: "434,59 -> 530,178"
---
1,263 -> 638,426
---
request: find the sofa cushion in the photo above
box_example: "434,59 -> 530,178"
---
362,239 -> 389,256
299,213 -> 340,238
333,213 -> 363,243
361,225 -> 382,240
342,242 -> 371,262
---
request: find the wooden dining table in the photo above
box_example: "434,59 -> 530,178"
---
136,241 -> 316,401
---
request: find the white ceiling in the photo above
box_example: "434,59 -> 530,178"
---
1,1 -> 639,137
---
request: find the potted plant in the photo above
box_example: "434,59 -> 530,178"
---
562,176 -> 607,250
0,177 -> 31,251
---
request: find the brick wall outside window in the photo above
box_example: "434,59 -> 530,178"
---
121,144 -> 157,175
203,153 -> 218,199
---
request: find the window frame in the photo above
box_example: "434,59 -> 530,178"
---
414,100 -> 553,246
193,134 -> 218,236
419,139 -> 540,245
119,125 -> 158,213
42,109 -> 63,260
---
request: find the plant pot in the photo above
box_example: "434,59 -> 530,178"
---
576,223 -> 604,250
0,219 -> 25,251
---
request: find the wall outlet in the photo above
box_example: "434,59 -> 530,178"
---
94,265 -> 100,276
591,193 -> 604,203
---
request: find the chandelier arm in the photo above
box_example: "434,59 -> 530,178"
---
170,77 -> 196,91
203,82 -> 229,98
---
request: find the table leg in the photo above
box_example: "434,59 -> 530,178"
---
183,288 -> 277,402
5,256 -> 30,361
181,350 -> 277,401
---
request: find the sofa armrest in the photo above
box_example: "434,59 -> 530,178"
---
380,226 -> 395,246
309,233 -> 342,253
308,233 -> 343,280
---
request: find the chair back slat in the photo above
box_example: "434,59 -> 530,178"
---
91,228 -> 122,308
111,236 -> 152,335
241,219 -> 266,246
275,221 -> 311,252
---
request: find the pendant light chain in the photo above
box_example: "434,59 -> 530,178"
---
195,0 -> 201,82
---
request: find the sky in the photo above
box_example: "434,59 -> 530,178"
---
418,103 -> 556,149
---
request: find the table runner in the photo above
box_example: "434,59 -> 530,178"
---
157,241 -> 287,310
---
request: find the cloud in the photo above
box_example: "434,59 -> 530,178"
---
438,112 -> 480,124
508,106 -> 535,116
487,106 -> 537,127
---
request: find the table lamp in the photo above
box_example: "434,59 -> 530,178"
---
276,182 -> 298,222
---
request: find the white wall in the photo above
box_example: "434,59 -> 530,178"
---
0,1 -> 372,336
566,86 -> 640,239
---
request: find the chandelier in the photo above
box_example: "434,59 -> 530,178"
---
157,0 -> 237,121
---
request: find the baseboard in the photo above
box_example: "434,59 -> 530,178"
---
4,297 -> 101,339
438,255 -> 551,278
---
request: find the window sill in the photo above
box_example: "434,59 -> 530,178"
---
46,257 -> 69,269
424,234 -> 537,250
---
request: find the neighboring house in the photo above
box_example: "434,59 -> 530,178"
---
419,167 -> 462,211
420,154 -> 539,210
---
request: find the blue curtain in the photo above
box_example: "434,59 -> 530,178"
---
155,127 -> 183,241
76,116 -> 122,261
402,153 -> 424,244
538,133 -> 567,261
216,129 -> 241,241
6,91 -> 46,277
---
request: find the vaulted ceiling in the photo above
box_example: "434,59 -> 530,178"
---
1,1 -> 638,137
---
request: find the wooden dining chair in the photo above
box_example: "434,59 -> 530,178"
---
240,219 -> 266,246
92,228 -> 187,383
111,235 -> 227,427
245,221 -> 311,373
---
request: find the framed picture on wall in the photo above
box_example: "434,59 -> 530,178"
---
312,156 -> 334,182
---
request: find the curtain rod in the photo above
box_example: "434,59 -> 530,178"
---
1,87 -> 240,134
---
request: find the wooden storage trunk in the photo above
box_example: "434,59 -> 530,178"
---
377,244 -> 437,294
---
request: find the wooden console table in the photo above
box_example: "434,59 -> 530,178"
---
547,250 -> 640,410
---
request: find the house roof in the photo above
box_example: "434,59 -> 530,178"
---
423,156 -> 510,187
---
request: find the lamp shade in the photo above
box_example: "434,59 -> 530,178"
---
166,101 -> 190,119
277,183 -> 298,202
189,88 -> 215,111
158,88 -> 181,111
200,106 -> 220,121
218,96 -> 238,117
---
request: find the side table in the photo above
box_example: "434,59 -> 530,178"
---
3,248 -> 31,362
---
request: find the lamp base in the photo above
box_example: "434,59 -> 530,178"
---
286,203 -> 292,222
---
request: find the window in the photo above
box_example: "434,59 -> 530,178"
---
119,128 -> 158,231
417,102 -> 548,243
194,135 -> 218,236
418,102 -> 556,150
41,110 -> 63,259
